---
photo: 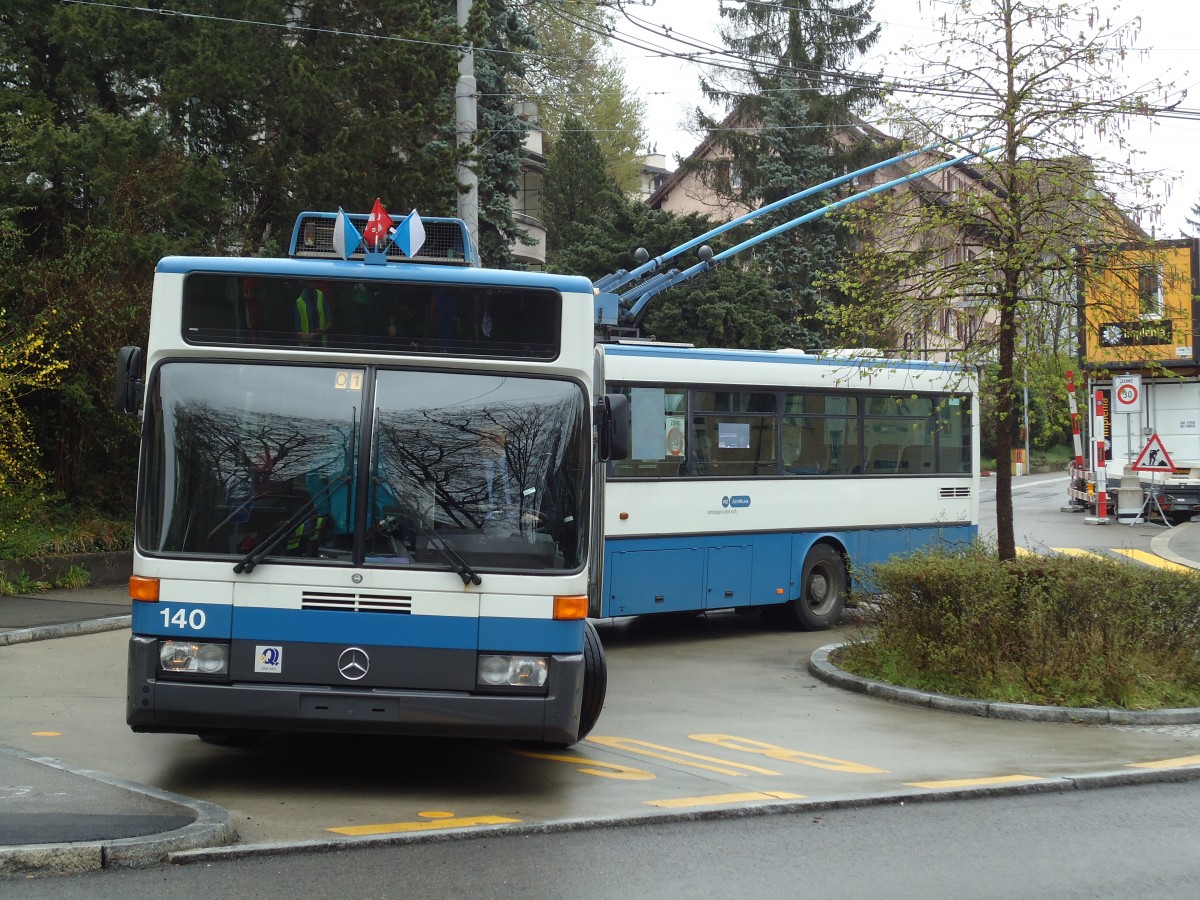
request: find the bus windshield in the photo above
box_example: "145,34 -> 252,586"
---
139,362 -> 589,573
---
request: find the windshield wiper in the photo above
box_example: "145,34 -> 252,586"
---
428,535 -> 482,586
234,474 -> 351,575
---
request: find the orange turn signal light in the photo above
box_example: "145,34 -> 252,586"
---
553,594 -> 588,620
129,575 -> 160,602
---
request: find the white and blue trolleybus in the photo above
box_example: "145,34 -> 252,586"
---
595,342 -> 979,628
116,208 -> 627,746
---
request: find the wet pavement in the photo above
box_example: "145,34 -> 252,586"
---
4,516 -> 1200,876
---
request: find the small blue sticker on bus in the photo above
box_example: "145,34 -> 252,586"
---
722,495 -> 751,508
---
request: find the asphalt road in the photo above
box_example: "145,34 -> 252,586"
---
8,779 -> 1200,899
5,469 -> 1200,873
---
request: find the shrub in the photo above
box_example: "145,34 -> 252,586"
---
0,490 -> 132,560
839,543 -> 1200,709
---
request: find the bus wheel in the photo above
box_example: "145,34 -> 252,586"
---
780,544 -> 846,631
578,621 -> 607,741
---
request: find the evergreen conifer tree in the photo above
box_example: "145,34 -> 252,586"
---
695,0 -> 887,348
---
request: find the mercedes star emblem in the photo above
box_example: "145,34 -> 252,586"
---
337,647 -> 370,681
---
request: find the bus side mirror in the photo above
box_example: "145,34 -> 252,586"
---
115,346 -> 144,414
596,393 -> 630,462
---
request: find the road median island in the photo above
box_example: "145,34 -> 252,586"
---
810,642 -> 1200,725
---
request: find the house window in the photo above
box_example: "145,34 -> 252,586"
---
1138,265 -> 1163,317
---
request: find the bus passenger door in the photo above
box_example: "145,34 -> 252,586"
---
704,545 -> 753,610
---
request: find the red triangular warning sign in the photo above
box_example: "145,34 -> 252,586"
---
1132,433 -> 1175,472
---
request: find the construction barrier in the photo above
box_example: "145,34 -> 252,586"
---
1115,465 -> 1144,524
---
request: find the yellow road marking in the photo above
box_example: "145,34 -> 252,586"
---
328,814 -> 520,836
1108,548 -> 1195,573
905,774 -> 1043,789
586,736 -> 780,776
510,747 -> 655,780
1015,547 -> 1036,556
1052,547 -> 1105,559
689,734 -> 889,774
1126,755 -> 1200,769
31,732 -> 61,737
645,791 -> 806,809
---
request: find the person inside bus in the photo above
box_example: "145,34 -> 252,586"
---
294,282 -> 333,346
338,282 -> 382,347
474,422 -> 553,539
476,422 -> 515,530
242,277 -> 265,341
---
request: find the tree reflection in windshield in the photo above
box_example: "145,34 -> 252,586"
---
370,371 -> 587,570
139,363 -> 587,573
140,364 -> 363,559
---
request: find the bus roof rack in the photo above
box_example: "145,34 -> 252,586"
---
289,211 -> 478,266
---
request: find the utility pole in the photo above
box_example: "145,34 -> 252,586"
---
456,0 -> 479,252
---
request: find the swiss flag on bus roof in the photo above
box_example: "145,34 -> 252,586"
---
362,198 -> 394,250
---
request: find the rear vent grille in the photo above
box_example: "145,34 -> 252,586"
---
301,591 -> 412,614
939,486 -> 971,499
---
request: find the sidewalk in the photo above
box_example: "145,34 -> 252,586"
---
0,583 -> 235,875
0,584 -> 130,646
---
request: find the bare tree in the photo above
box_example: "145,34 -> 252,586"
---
827,0 -> 1173,560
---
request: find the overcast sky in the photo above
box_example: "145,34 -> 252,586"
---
610,0 -> 1200,237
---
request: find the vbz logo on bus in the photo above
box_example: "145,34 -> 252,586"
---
722,495 -> 751,509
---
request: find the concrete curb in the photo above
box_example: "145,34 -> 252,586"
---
1151,522 -> 1200,571
808,642 -> 1200,725
0,745 -> 235,877
0,616 -> 131,647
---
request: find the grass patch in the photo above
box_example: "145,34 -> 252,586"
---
0,571 -> 51,596
1033,443 -> 1074,469
54,564 -> 91,589
838,543 -> 1200,709
0,490 -> 132,561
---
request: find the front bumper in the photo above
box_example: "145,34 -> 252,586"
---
126,636 -> 585,744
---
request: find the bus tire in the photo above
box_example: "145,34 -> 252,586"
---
577,621 -> 607,741
779,543 -> 846,631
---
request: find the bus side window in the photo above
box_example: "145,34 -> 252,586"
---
838,442 -> 862,475
689,418 -> 711,476
900,444 -> 933,473
867,442 -> 901,473
611,385 -> 688,479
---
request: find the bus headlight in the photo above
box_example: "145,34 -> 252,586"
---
159,640 -> 229,676
477,654 -> 548,690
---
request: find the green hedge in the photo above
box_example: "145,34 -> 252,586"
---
839,544 -> 1200,709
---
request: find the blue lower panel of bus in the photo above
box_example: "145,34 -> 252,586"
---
601,524 -> 976,618
133,603 -> 582,653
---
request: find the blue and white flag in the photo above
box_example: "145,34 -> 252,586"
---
332,208 -> 361,259
392,209 -> 426,258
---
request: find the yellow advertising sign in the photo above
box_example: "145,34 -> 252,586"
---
1081,239 -> 1198,369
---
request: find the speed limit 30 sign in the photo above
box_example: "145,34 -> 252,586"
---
1113,374 -> 1142,414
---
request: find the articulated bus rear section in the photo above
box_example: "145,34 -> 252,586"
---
596,343 -> 980,629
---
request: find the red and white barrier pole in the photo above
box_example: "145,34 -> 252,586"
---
1093,391 -> 1108,521
1066,370 -> 1083,469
